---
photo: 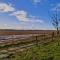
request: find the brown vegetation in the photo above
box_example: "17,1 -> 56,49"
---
0,29 -> 57,35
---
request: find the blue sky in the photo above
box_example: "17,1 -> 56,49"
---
0,0 -> 60,30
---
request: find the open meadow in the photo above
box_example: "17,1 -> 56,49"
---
0,30 -> 59,60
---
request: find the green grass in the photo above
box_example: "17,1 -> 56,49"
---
8,37 -> 60,60
0,37 -> 60,60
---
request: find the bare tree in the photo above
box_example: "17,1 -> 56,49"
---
51,8 -> 60,35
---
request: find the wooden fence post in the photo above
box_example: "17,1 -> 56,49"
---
35,36 -> 38,46
43,33 -> 45,40
52,32 -> 54,41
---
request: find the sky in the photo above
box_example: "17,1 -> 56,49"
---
0,0 -> 60,30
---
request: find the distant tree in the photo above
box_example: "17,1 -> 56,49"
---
51,8 -> 60,35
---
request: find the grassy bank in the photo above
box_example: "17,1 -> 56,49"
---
0,37 -> 60,60
9,37 -> 60,60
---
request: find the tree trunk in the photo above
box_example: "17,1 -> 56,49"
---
57,27 -> 59,36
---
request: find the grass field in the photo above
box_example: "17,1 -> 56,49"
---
0,30 -> 59,60
0,35 -> 60,60
8,37 -> 60,60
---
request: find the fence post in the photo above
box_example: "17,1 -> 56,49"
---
43,33 -> 45,40
35,36 -> 38,46
52,32 -> 54,41
57,30 -> 59,37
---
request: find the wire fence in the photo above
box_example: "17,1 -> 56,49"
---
0,32 -> 59,49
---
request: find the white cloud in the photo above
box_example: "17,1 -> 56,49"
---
32,0 -> 46,5
0,3 -> 15,12
29,15 -> 44,23
0,24 -> 24,30
32,0 -> 41,5
0,2 -> 45,30
10,10 -> 28,21
10,10 -> 44,23
0,2 -> 44,24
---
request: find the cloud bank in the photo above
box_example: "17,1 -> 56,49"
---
0,3 -> 15,12
0,2 -> 44,30
10,10 -> 44,23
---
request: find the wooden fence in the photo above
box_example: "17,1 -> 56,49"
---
0,32 -> 60,49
